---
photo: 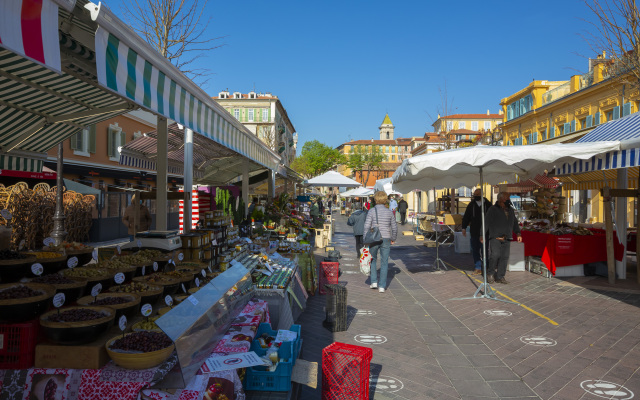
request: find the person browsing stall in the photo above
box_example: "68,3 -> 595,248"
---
462,188 -> 491,275
347,203 -> 368,259
363,191 -> 398,293
482,192 -> 522,284
397,196 -> 408,225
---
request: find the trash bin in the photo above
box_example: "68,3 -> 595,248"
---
323,283 -> 347,332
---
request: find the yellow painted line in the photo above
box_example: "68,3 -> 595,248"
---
444,261 -> 559,326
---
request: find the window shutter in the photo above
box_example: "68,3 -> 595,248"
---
89,125 -> 97,153
570,120 -> 576,132
550,126 -> 556,138
595,112 -> 601,125
586,115 -> 593,128
120,131 -> 126,149
70,132 -> 78,150
613,106 -> 620,120
542,128 -> 547,141
563,122 -> 570,135
623,102 -> 632,117
107,129 -> 114,158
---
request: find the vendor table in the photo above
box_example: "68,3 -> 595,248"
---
521,230 -> 624,275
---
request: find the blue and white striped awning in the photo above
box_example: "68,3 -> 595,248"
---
576,113 -> 640,143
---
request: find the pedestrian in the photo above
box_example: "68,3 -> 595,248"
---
364,199 -> 370,210
461,188 -> 491,275
347,203 -> 368,259
247,197 -> 259,218
397,196 -> 408,225
363,191 -> 398,293
317,198 -> 324,215
122,194 -> 152,241
482,191 -> 522,284
389,195 -> 398,217
327,197 -> 333,213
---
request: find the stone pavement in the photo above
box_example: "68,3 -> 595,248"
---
296,213 -> 640,400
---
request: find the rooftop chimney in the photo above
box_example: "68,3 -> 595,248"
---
487,109 -> 490,115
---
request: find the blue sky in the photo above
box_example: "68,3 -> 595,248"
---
104,0 -> 597,149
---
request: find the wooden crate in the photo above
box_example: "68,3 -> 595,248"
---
402,231 -> 414,236
415,235 -> 425,241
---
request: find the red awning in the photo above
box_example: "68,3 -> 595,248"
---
0,169 -> 56,180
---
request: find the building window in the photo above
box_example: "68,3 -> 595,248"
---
248,109 -> 254,122
484,121 -> 491,130
386,132 -> 389,139
606,110 -> 613,122
459,121 -> 466,129
70,125 -> 96,157
471,121 -> 478,131
233,109 -> 240,120
446,121 -> 453,131
107,125 -> 125,161
391,155 -> 395,161
262,109 -> 269,122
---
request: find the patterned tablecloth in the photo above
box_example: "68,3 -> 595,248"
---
0,299 -> 270,400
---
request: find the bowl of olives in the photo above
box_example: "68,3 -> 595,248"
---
0,251 -> 38,282
133,274 -> 181,297
21,251 -> 67,275
106,331 -> 175,369
30,274 -> 87,303
39,306 -> 115,345
131,315 -> 162,332
107,282 -> 163,307
76,292 -> 141,320
0,282 -> 56,322
60,267 -> 114,292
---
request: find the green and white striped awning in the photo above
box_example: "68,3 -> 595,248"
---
88,3 -> 281,172
0,154 -> 44,172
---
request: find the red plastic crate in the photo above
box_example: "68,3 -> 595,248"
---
319,262 -> 339,295
322,342 -> 373,400
0,319 -> 39,369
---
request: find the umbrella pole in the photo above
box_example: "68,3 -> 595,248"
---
451,167 -> 519,305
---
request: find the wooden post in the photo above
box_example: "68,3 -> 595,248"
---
637,195 -> 640,285
133,190 -> 140,239
603,186 -> 616,284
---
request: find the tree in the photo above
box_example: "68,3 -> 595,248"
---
258,125 -> 277,151
361,146 -> 387,186
291,141 -> 345,178
425,81 -> 457,149
345,145 -> 387,185
346,145 -> 366,183
583,0 -> 640,89
123,0 -> 225,82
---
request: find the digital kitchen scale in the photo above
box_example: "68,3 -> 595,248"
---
121,230 -> 182,251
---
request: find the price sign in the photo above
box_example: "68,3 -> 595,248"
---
31,263 -> 43,276
53,293 -> 65,308
43,237 -> 55,246
165,295 -> 173,307
67,256 -> 78,268
211,239 -> 217,246
187,296 -> 198,306
18,240 -> 25,251
141,303 -> 152,317
208,266 -> 213,274
201,269 -> 207,278
118,315 -> 127,331
195,277 -> 200,287
181,283 -> 187,293
114,272 -> 125,284
153,262 -> 158,272
92,249 -> 98,261
0,209 -> 12,220
137,239 -> 142,249
141,266 -> 146,276
178,253 -> 184,261
91,283 -> 102,297
116,245 -> 121,255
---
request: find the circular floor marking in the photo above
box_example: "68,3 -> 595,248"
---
354,334 -> 387,344
370,375 -> 404,393
520,335 -> 557,347
580,380 -> 634,399
483,309 -> 513,317
355,310 -> 377,316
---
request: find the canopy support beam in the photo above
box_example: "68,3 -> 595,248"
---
242,163 -> 249,218
156,116 -> 168,231
50,142 -> 67,245
184,128 -> 193,233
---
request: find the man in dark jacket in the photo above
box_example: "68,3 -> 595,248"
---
461,188 -> 491,275
347,203 -> 368,258
482,192 -> 522,284
397,197 -> 409,225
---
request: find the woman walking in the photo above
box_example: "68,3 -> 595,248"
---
363,191 -> 397,293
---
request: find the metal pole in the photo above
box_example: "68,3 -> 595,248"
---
184,128 -> 193,233
242,163 -> 249,218
51,142 -> 67,245
156,116 -> 168,231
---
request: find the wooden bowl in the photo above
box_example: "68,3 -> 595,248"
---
131,317 -> 162,332
106,333 -> 174,370
65,248 -> 94,267
0,254 -> 38,282
100,265 -> 136,283
133,275 -> 181,297
40,306 -> 115,345
30,275 -> 87,304
108,283 -> 163,308
0,282 -> 56,322
60,267 -> 115,292
76,292 -> 141,320
157,306 -> 172,316
22,252 -> 67,275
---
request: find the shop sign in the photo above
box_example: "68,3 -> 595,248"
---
556,236 -> 574,254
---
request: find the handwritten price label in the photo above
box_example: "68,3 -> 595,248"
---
114,272 -> 125,284
165,295 -> 173,306
195,277 -> 200,287
53,293 -> 65,308
141,303 -> 153,317
91,283 -> 102,297
153,262 -> 158,272
31,263 -> 43,276
178,253 -> 184,261
137,239 -> 142,249
119,315 -> 127,331
201,269 -> 207,278
43,237 -> 55,246
67,257 -> 78,268
92,249 -> 98,260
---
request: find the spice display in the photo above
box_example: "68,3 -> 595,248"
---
98,259 -> 134,270
109,282 -> 159,293
136,249 -> 164,259
90,297 -> 132,306
63,267 -> 109,278
137,273 -> 176,284
118,254 -> 152,265
134,316 -> 160,330
47,308 -> 107,322
32,274 -> 77,285
0,285 -> 43,299
109,331 -> 172,352
522,221 -> 595,235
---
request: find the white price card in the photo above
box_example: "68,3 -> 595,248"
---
91,283 -> 102,297
119,315 -> 127,331
181,283 -> 187,293
53,293 -> 65,308
141,265 -> 146,276
211,239 -> 217,246
187,296 -> 198,306
43,237 -> 55,246
114,272 -> 125,284
141,303 -> 153,317
31,263 -> 43,276
178,253 -> 184,261
201,269 -> 207,277
165,295 -> 173,306
18,240 -> 25,250
92,249 -> 98,261
208,266 -> 213,273
116,245 -> 121,255
153,262 -> 158,272
67,257 -> 78,268
195,277 -> 200,287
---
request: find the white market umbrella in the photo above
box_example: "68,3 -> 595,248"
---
305,171 -> 361,187
373,177 -> 402,195
391,141 -> 624,302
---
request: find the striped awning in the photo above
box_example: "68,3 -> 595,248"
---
0,154 -> 45,172
87,3 -> 281,172
576,113 -> 640,143
556,167 -> 639,190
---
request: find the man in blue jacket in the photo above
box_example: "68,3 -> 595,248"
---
347,203 -> 368,259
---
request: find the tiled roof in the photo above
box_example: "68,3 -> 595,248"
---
441,114 -> 502,119
343,138 -> 413,146
449,129 -> 482,135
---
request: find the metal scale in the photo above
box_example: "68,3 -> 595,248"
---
121,230 -> 182,251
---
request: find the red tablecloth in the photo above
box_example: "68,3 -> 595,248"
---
521,230 -> 624,275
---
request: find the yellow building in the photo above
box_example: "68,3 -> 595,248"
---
499,53 -> 638,225
432,112 -> 503,147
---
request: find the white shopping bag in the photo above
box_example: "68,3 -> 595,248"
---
359,246 -> 372,275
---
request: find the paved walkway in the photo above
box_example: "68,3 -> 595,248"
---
297,214 -> 640,399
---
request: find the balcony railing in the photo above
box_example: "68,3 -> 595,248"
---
541,82 -> 570,106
